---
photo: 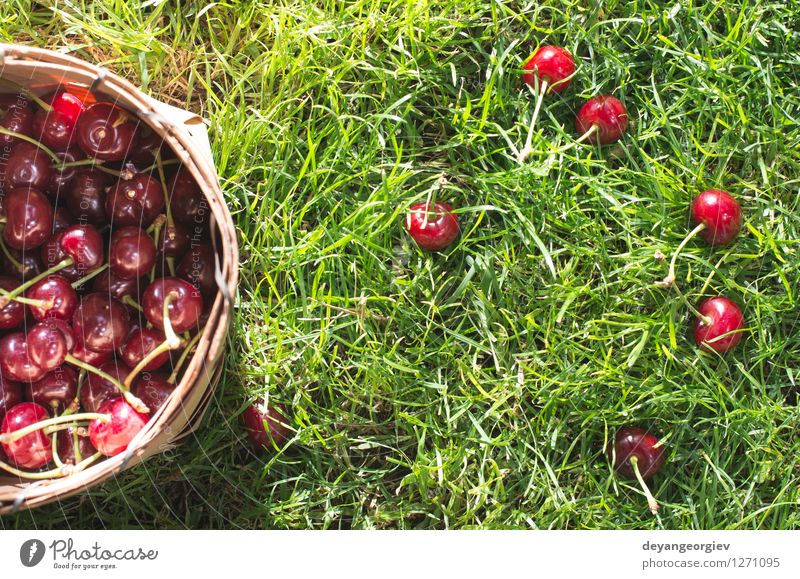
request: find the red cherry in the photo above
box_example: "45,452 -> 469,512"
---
81,360 -> 130,412
89,397 -> 149,457
69,340 -> 113,369
0,332 -> 47,383
26,322 -> 68,372
26,275 -> 79,321
522,45 -> 575,93
575,95 -> 629,145
66,169 -> 111,226
405,201 -> 460,251
41,224 -> 105,281
75,102 -> 139,161
168,170 -> 208,228
608,426 -> 665,481
131,373 -> 175,412
92,269 -> 144,301
690,189 -> 742,245
25,365 -> 78,413
1,402 -> 52,469
0,374 -> 23,421
108,226 -> 157,280
176,243 -> 216,299
105,174 -> 165,227
56,426 -> 96,465
0,276 -> 25,330
121,328 -> 170,371
142,277 -> 204,333
2,187 -> 54,250
4,142 -> 52,191
32,91 -> 87,151
694,296 -> 745,354
242,401 -> 292,451
47,148 -> 86,200
0,94 -> 33,148
72,293 -> 131,353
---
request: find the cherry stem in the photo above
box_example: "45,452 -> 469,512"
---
542,123 -> 599,156
168,330 -> 202,384
629,455 -> 660,515
64,354 -> 150,413
71,262 -> 109,289
0,412 -> 108,444
51,431 -> 65,469
517,79 -> 548,164
154,151 -> 175,229
0,127 -> 60,162
0,452 -> 102,480
0,231 -> 23,271
122,295 -> 144,313
0,78 -> 53,111
123,294 -> 182,389
656,222 -> 706,289
0,289 -> 48,308
0,258 -> 74,303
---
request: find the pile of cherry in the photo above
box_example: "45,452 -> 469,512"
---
0,85 -> 215,479
400,46 -> 748,516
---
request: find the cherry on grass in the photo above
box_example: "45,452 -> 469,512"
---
575,94 -> 629,146
657,189 -> 743,289
242,400 -> 292,451
75,102 -> 139,161
405,201 -> 460,251
88,396 -> 149,457
608,426 -> 665,515
694,296 -> 745,354
517,45 -> 576,162
0,402 -> 53,469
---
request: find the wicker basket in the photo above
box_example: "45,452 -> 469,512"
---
0,44 -> 238,513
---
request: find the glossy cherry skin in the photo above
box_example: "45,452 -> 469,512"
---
105,174 -> 165,227
405,201 -> 460,251
242,401 -> 292,451
0,94 -> 33,148
131,373 -> 175,412
92,269 -> 143,301
32,91 -> 86,151
168,170 -> 208,228
52,206 -> 75,234
25,365 -> 78,413
690,189 -> 742,245
121,328 -> 170,371
109,226 -> 157,280
0,374 -> 23,421
75,102 -> 140,161
0,248 -> 42,280
522,45 -> 576,93
177,243 -> 217,299
69,340 -> 113,369
0,332 -> 47,383
89,397 -> 149,457
56,426 -> 96,464
158,222 -> 191,257
694,296 -> 745,354
575,95 -> 629,145
608,426 -> 665,481
128,125 -> 170,167
72,293 -> 130,353
2,187 -> 54,250
81,360 -> 129,412
66,170 -> 111,225
142,277 -> 204,333
26,275 -> 79,321
4,142 -> 52,191
0,276 -> 25,330
0,402 -> 52,469
41,224 -> 104,281
27,322 -> 68,372
47,148 -> 86,200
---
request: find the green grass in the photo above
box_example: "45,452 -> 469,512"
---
2,0 -> 799,529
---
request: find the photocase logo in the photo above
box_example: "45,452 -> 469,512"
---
20,539 -> 46,567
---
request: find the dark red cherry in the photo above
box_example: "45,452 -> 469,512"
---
0,374 -> 23,421
81,360 -> 129,412
47,148 -> 86,200
405,201 -> 460,251
0,276 -> 25,330
177,243 -> 216,300
0,402 -> 52,469
56,426 -> 96,465
131,373 -> 175,412
38,318 -> 76,352
0,94 -> 33,148
4,142 -> 52,191
66,169 -> 111,225
121,328 -> 170,371
109,226 -> 157,280
690,189 -> 742,245
41,224 -> 104,281
1,247 -> 43,280
52,206 -> 75,234
72,293 -> 130,353
92,269 -> 143,301
26,275 -> 79,321
694,296 -> 745,354
157,222 -> 191,257
89,397 -> 149,457
75,102 -> 139,161
522,45 -> 576,93
2,187 -> 54,250
576,95 -> 629,145
25,365 -> 78,413
168,170 -> 208,228
69,340 -> 113,369
32,91 -> 86,151
105,174 -> 165,227
0,332 -> 47,383
127,125 -> 170,167
142,277 -> 204,333
608,426 -> 665,480
26,322 -> 68,371
242,401 -> 292,451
